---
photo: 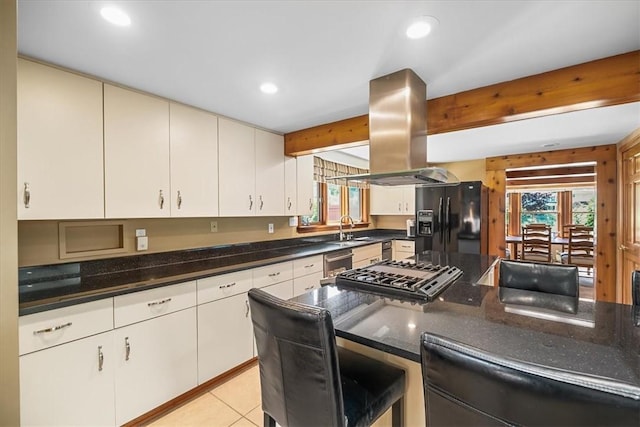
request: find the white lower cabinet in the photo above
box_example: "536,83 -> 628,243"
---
393,240 -> 415,260
262,279 -> 294,300
20,331 -> 116,426
114,307 -> 197,425
293,271 -> 324,296
197,292 -> 253,384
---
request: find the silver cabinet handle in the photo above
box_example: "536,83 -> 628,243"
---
398,202 -> 402,212
259,195 -> 264,210
23,182 -> 30,208
309,198 -> 313,211
177,190 -> 182,209
33,322 -> 72,335
98,345 -> 104,372
245,300 -> 250,318
159,189 -> 165,209
147,297 -> 172,307
219,282 -> 236,289
268,272 -> 280,277
405,202 -> 409,212
304,285 -> 315,291
287,197 -> 292,210
125,337 -> 131,361
249,195 -> 253,210
304,264 -> 314,268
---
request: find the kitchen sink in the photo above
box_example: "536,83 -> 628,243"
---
353,236 -> 373,241
328,241 -> 360,247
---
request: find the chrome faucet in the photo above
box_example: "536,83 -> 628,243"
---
339,215 -> 355,241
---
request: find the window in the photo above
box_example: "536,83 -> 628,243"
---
521,191 -> 558,232
298,156 -> 370,232
299,182 -> 369,231
571,188 -> 595,226
506,187 -> 596,236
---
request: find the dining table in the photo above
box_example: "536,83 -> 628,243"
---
506,234 -> 573,260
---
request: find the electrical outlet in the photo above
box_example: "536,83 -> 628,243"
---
136,236 -> 148,251
135,228 -> 146,237
268,223 -> 274,234
210,221 -> 218,233
288,216 -> 298,227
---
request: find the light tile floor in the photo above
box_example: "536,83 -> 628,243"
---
148,364 -> 262,427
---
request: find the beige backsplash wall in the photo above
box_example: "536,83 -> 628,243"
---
18,217 -> 375,267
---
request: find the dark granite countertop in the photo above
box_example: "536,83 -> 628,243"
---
19,230 -> 411,315
292,251 -> 640,396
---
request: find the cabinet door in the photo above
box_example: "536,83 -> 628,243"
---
17,59 -> 104,219
255,129 -> 285,216
169,103 -> 219,217
197,293 -> 253,383
284,156 -> 298,215
293,271 -> 324,297
20,331 -> 115,426
218,118 -> 256,216
104,84 -> 170,218
114,308 -> 197,425
262,280 -> 293,300
370,186 -> 404,215
296,155 -> 315,216
403,185 -> 416,213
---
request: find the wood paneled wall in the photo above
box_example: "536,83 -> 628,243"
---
285,51 -> 640,156
486,145 -> 618,302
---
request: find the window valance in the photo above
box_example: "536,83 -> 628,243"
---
313,157 -> 369,189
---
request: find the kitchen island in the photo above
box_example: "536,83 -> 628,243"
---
292,251 -> 640,426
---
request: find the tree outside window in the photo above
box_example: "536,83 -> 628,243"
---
521,192 -> 558,231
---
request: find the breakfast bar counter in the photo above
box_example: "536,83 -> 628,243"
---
293,251 -> 640,394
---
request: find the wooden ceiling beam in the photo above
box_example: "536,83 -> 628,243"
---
506,165 -> 595,179
507,176 -> 595,187
285,50 -> 640,156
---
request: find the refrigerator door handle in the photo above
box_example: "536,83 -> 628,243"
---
446,197 -> 451,243
438,197 -> 444,245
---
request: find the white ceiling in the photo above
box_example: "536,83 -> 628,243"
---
17,0 -> 640,160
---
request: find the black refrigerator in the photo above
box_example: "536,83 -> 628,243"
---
414,181 -> 488,254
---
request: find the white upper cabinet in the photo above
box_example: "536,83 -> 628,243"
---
218,118 -> 256,216
296,155 -> 315,216
104,84 -> 171,218
284,156 -> 298,215
255,129 -> 285,216
370,185 -> 415,215
17,59 -> 104,219
219,118 -> 286,217
169,103 -> 219,217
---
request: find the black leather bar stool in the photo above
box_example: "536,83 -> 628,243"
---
420,332 -> 640,426
248,288 -> 406,427
499,259 -> 579,313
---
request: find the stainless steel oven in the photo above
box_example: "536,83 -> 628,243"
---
323,249 -> 353,278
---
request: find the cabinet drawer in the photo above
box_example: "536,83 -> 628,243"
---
114,281 -> 196,328
352,243 -> 382,263
19,298 -> 113,355
394,240 -> 415,252
293,255 -> 323,277
252,261 -> 293,288
197,270 -> 253,304
293,271 -> 324,297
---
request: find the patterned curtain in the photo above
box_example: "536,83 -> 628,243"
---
313,157 -> 369,189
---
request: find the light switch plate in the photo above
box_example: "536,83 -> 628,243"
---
210,221 -> 218,233
268,223 -> 274,234
135,228 -> 146,237
288,216 -> 298,227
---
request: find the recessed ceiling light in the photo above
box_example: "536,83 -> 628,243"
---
260,82 -> 278,94
100,7 -> 131,27
541,142 -> 560,148
406,16 -> 439,39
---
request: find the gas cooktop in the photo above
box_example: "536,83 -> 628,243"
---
335,259 -> 463,302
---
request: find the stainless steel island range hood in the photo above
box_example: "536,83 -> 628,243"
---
330,69 -> 458,186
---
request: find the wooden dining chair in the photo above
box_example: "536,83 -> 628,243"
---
521,224 -> 552,262
561,226 -> 594,273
